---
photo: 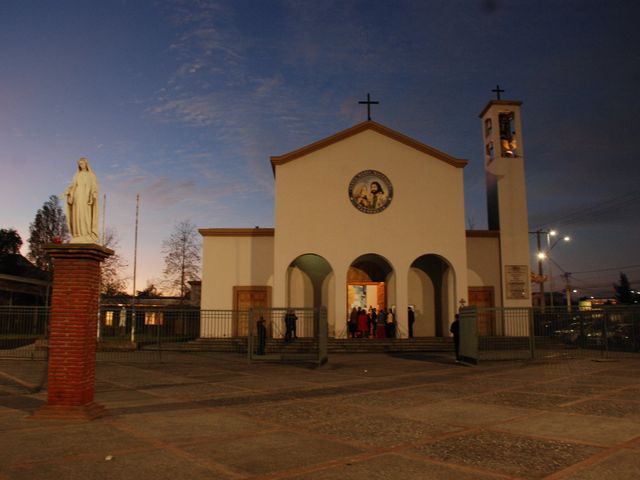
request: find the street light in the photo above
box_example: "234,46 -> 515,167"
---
546,233 -> 570,306
530,229 -> 571,308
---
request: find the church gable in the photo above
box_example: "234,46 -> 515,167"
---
270,120 -> 468,173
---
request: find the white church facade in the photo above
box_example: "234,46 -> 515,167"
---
199,98 -> 531,338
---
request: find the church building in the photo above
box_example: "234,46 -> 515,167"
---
199,96 -> 531,339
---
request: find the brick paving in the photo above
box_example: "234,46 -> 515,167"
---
1,353 -> 639,479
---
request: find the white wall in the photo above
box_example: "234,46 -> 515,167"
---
200,231 -> 274,310
273,126 -> 468,334
466,233 -> 502,305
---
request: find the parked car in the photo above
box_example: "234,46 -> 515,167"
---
553,322 -> 584,344
609,323 -> 640,351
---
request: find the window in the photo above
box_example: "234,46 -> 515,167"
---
484,118 -> 492,137
144,311 -> 164,325
486,141 -> 495,162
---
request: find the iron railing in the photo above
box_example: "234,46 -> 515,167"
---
247,307 -> 328,364
0,306 -> 49,359
460,305 -> 640,362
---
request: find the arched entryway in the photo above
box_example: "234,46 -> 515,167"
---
347,253 -> 394,314
287,254 -> 334,308
408,254 -> 455,337
286,254 -> 335,335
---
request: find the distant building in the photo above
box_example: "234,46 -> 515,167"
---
0,253 -> 50,306
99,281 -> 201,338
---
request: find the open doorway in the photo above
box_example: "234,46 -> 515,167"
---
347,282 -> 385,311
347,254 -> 394,314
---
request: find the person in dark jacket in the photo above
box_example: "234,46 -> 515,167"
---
256,316 -> 267,355
284,309 -> 297,342
450,314 -> 460,361
408,306 -> 415,338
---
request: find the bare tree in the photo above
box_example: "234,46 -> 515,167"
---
27,195 -> 70,270
137,282 -> 160,297
161,221 -> 201,298
101,227 -> 129,296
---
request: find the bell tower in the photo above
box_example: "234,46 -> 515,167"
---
480,87 -> 531,307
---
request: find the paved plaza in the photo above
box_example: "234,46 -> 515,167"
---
1,352 -> 639,479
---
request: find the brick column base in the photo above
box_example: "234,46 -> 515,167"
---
32,244 -> 113,421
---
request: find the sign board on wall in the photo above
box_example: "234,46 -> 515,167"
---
505,265 -> 530,299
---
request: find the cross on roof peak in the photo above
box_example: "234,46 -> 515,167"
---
492,84 -> 505,100
358,93 -> 379,121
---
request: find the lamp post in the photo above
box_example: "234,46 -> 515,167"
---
563,272 -> 573,312
535,232 -> 546,308
547,231 -> 571,306
530,229 -> 571,309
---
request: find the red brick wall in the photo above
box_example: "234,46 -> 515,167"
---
45,245 -> 112,407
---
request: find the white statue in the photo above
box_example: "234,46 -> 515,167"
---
64,157 -> 99,243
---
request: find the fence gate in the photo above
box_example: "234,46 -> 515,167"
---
247,307 -> 328,365
458,307 -> 478,364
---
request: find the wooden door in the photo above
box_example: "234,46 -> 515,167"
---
468,287 -> 495,336
233,286 -> 271,336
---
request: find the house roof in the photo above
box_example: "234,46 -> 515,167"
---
0,254 -> 49,282
269,120 -> 468,174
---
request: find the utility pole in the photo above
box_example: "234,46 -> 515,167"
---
131,194 -> 139,343
563,272 -> 572,312
535,230 -> 546,309
530,229 -> 571,309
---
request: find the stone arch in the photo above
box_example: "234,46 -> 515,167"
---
347,253 -> 395,315
286,254 -> 334,309
408,254 -> 456,337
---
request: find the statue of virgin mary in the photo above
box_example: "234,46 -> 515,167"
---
64,157 -> 99,243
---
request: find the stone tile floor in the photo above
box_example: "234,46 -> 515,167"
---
0,352 -> 639,479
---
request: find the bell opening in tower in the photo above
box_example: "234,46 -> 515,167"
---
499,111 -> 518,157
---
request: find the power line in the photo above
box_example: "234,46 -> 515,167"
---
534,190 -> 640,230
571,264 -> 640,275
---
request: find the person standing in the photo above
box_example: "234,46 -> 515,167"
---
376,308 -> 387,338
284,309 -> 297,342
348,307 -> 358,338
357,308 -> 368,338
385,308 -> 395,338
256,315 -> 267,355
369,307 -> 377,337
450,314 -> 460,361
408,306 -> 415,338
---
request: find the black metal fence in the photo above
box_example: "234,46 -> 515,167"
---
0,306 -> 49,359
247,308 -> 328,364
0,305 -> 328,363
3,304 -> 638,364
461,305 -> 640,361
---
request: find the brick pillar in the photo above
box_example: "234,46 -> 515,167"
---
33,244 -> 113,421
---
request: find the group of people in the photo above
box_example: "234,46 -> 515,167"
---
257,307 -> 462,362
348,306 -> 396,339
255,308 -> 299,355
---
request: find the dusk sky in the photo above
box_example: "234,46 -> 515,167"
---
2,0 -> 639,297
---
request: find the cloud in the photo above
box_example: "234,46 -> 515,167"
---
150,94 -> 222,127
253,75 -> 283,97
